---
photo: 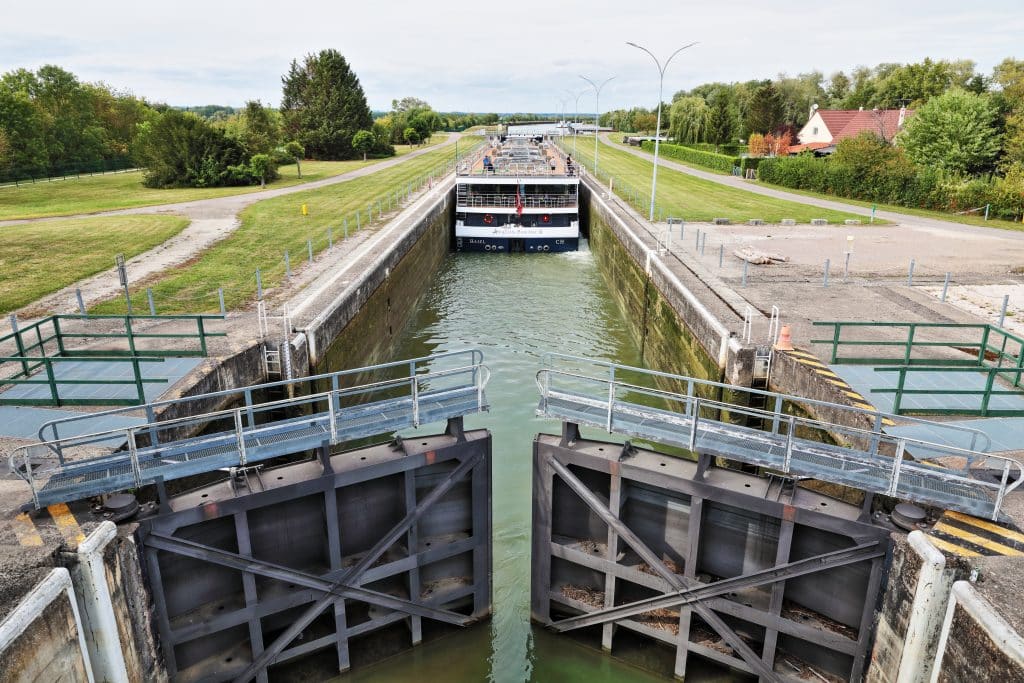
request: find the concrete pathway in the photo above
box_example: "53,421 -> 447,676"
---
12,135 -> 462,316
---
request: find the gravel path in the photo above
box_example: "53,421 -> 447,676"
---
13,135 -> 461,316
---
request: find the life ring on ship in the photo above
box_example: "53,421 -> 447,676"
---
483,214 -> 494,225
484,244 -> 492,251
542,245 -> 550,252
541,214 -> 551,224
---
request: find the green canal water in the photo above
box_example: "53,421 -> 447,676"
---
333,246 -> 736,682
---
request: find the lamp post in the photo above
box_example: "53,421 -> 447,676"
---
579,75 -> 616,177
570,88 -> 588,158
626,40 -> 697,222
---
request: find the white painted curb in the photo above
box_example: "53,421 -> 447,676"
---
0,567 -> 95,683
73,521 -> 129,683
896,531 -> 954,683
931,580 -> 1024,683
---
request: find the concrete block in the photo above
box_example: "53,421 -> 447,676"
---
844,219 -> 862,225
712,218 -> 730,225
811,218 -> 828,226
780,219 -> 796,226
748,219 -> 765,226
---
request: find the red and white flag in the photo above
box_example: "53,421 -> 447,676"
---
515,182 -> 524,217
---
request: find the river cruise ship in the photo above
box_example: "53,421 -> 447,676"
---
454,136 -> 579,253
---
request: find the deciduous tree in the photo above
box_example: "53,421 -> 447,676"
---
898,88 -> 1001,175
352,130 -> 374,160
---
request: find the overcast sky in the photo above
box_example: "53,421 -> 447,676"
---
3,0 -> 1021,113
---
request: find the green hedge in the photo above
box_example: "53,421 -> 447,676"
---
641,140 -> 738,174
674,141 -> 748,156
758,155 -> 1022,221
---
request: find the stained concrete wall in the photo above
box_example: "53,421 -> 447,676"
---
583,181 -> 753,388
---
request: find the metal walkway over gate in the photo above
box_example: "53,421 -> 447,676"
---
535,354 -> 1023,521
9,350 -> 490,509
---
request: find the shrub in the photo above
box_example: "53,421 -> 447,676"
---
641,140 -> 738,174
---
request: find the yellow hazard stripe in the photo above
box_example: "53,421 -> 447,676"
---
10,513 -> 43,547
814,369 -> 840,378
932,522 -> 1023,557
926,534 -> 982,557
48,503 -> 84,546
943,510 -> 1024,545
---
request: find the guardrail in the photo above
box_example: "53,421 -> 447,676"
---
811,321 -> 1024,368
875,365 -> 1024,416
534,354 -> 1021,520
11,349 -> 490,508
0,314 -> 225,406
455,194 -> 577,209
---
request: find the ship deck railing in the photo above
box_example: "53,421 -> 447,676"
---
9,349 -> 490,509
455,194 -> 578,209
535,353 -> 1022,521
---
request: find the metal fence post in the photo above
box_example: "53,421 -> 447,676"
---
719,244 -> 724,268
131,357 -> 145,404
742,260 -> 748,288
146,288 -> 156,316
75,289 -> 86,314
824,259 -> 830,288
234,409 -> 247,466
218,288 -> 226,315
998,294 -> 1010,327
307,239 -> 313,263
689,398 -> 700,451
125,315 -> 137,356
907,259 -> 915,286
941,272 -> 951,302
256,269 -> 263,300
844,252 -> 851,280
783,415 -> 795,472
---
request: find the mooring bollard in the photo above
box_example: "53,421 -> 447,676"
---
824,259 -> 830,288
908,259 -> 915,286
742,260 -> 748,288
307,239 -> 313,263
75,288 -> 86,314
218,288 -> 225,315
999,294 -> 1010,327
941,272 -> 951,302
147,288 -> 155,315
256,269 -> 263,300
285,251 -> 291,278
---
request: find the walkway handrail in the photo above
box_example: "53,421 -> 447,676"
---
535,363 -> 1023,520
873,364 -> 1024,416
36,348 -> 484,447
812,321 -> 1024,368
11,350 -> 491,508
538,352 -> 994,453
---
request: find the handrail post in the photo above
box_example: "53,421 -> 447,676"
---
127,429 -> 142,488
783,415 -> 795,472
992,460 -> 1012,521
869,413 -> 883,457
328,390 -> 338,444
831,323 -> 841,363
244,389 -> 256,428
689,398 -> 700,451
978,325 -> 992,365
125,315 -> 137,356
893,369 -> 907,415
771,395 -> 783,435
132,357 -> 145,404
904,324 -> 916,364
52,316 -> 66,356
24,450 -> 40,509
234,409 -> 247,466
145,403 -> 159,451
606,365 -> 615,432
888,439 -> 906,497
980,367 -> 997,416
197,316 -> 208,356
44,358 -> 59,405
11,322 -> 30,377
412,374 -> 420,426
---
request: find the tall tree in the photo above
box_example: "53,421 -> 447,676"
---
898,88 -> 1001,175
236,100 -> 280,155
281,50 -> 375,160
994,58 -> 1024,167
705,88 -> 735,150
745,83 -> 786,135
669,96 -> 709,143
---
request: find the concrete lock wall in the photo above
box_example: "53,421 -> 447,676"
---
582,182 -> 754,390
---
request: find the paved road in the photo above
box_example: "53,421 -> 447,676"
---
14,135 -> 462,316
599,133 -> 1024,241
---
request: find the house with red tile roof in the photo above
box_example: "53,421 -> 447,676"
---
792,106 -> 912,154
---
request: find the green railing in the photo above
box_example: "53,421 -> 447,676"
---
812,321 -> 1024,416
812,321 -> 1024,368
0,314 -> 224,406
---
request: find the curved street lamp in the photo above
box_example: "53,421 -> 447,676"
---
569,88 -> 589,158
579,75 -> 616,176
626,41 -> 697,221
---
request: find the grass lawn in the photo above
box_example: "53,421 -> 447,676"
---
562,139 -> 870,224
0,215 -> 188,314
0,132 -> 451,221
608,134 -> 1024,232
91,139 -> 482,315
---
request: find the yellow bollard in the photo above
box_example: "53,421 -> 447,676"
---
301,204 -> 308,216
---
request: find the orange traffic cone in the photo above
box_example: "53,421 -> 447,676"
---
775,325 -> 794,351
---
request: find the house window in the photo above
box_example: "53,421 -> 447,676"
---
812,126 -> 819,135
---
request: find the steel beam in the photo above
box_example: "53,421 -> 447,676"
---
232,450 -> 484,683
144,532 -> 470,627
547,456 -> 783,682
549,539 -> 883,632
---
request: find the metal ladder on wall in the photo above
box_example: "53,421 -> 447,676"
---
257,301 -> 292,380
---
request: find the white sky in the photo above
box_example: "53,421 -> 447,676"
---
3,0 -> 1021,113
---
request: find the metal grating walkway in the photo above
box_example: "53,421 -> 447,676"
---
536,355 -> 1023,521
10,350 -> 490,509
